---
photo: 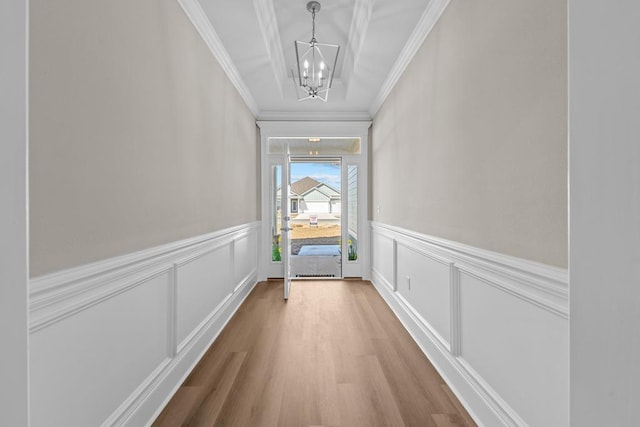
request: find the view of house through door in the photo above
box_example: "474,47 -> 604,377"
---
288,159 -> 343,278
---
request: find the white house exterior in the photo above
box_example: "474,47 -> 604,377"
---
285,177 -> 341,215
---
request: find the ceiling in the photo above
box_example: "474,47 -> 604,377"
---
184,0 -> 448,120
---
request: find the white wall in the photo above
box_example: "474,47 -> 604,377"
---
372,223 -> 569,426
569,2 -> 640,426
29,223 -> 259,426
0,0 -> 29,425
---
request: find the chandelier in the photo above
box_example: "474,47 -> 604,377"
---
293,1 -> 340,101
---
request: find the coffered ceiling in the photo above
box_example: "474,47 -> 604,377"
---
178,0 -> 451,120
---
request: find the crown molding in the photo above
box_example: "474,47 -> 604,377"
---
257,110 -> 372,122
253,0 -> 288,97
341,0 -> 375,94
177,0 -> 260,117
368,0 -> 452,117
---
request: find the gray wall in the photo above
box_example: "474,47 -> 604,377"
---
30,0 -> 258,276
371,0 -> 567,267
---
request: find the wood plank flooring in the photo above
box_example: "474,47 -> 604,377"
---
153,280 -> 476,427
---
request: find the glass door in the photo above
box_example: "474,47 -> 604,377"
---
281,151 -> 292,300
278,155 -> 343,299
267,156 -> 291,299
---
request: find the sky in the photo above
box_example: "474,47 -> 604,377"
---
290,162 -> 341,189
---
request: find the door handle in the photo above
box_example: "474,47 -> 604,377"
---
280,227 -> 293,232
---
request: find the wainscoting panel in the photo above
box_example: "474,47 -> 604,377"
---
30,269 -> 171,427
396,242 -> 451,349
370,222 -> 568,427
176,244 -> 232,351
29,222 -> 260,427
371,230 -> 396,291
234,231 -> 257,286
458,270 -> 568,427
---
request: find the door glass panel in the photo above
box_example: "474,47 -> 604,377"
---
289,159 -> 342,278
271,164 -> 282,262
347,164 -> 358,262
283,154 -> 291,299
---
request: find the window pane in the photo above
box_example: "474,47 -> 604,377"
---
271,165 -> 282,262
347,165 -> 358,262
268,138 -> 361,155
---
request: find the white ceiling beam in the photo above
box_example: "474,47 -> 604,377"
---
341,0 -> 376,94
253,0 -> 289,97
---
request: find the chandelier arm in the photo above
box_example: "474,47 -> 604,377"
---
328,45 -> 340,88
294,42 -> 302,86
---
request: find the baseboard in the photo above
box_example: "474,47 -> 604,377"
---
370,222 -> 568,427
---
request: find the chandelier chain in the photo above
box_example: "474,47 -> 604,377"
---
311,8 -> 317,43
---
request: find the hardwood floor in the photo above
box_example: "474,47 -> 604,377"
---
153,280 -> 476,427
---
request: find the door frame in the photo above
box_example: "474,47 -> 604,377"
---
257,121 -> 372,282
